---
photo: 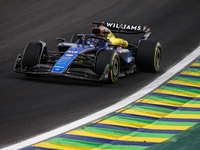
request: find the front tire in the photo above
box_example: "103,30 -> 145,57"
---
95,50 -> 120,83
136,40 -> 162,72
21,42 -> 42,69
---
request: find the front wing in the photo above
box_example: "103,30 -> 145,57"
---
14,54 -> 110,82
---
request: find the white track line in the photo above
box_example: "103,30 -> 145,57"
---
1,45 -> 200,150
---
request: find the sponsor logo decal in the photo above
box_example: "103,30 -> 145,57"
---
117,49 -> 129,54
127,57 -> 133,63
67,51 -> 78,53
66,54 -> 73,57
54,66 -> 64,68
106,22 -> 142,31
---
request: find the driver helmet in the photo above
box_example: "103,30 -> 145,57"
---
86,37 -> 99,46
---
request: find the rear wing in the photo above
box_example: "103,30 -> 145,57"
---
93,21 -> 151,34
93,21 -> 151,40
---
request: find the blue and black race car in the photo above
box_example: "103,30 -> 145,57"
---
14,22 -> 162,83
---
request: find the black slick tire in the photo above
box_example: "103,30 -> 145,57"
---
95,50 -> 120,83
21,42 -> 42,69
136,40 -> 162,72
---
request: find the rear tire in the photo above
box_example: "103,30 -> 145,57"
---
22,42 -> 42,69
95,50 -> 120,83
136,40 -> 162,72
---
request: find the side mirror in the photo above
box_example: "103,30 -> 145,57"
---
57,38 -> 65,42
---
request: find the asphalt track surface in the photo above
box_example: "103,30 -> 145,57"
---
0,0 -> 200,148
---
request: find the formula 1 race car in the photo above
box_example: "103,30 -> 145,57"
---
14,21 -> 162,83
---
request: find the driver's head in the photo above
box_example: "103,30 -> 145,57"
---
86,38 -> 99,46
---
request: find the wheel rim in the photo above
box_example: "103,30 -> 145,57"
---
110,54 -> 120,83
154,47 -> 161,71
113,58 -> 119,77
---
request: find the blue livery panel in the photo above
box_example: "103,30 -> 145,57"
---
51,52 -> 78,73
116,49 -> 133,64
51,45 -> 94,73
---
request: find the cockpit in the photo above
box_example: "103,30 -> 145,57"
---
74,34 -> 107,48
